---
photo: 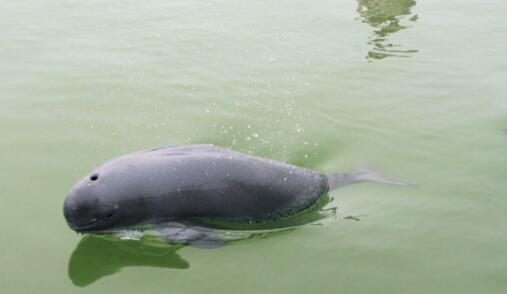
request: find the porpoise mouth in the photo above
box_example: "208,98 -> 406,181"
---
64,194 -> 119,232
67,217 -> 101,232
67,214 -> 134,234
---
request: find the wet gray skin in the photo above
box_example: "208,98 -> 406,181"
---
63,144 -> 404,233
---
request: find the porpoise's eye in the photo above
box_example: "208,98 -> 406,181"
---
90,173 -> 99,181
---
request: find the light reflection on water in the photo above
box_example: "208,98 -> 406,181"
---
356,0 -> 418,60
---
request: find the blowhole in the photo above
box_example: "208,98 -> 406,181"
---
90,174 -> 99,181
106,213 -> 113,218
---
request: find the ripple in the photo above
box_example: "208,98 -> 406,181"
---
357,0 -> 419,60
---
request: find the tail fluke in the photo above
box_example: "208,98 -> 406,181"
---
327,163 -> 409,190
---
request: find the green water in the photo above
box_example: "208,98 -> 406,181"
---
1,0 -> 506,293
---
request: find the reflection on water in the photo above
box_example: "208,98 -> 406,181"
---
357,0 -> 418,60
68,236 -> 188,287
68,196 -> 337,287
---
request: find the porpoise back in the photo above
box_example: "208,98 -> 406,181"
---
135,145 -> 329,219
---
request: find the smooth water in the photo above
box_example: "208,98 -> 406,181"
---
1,0 -> 506,293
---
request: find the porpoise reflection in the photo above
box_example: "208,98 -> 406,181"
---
68,222 -> 297,287
68,235 -> 188,287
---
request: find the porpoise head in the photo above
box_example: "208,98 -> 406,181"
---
63,153 -> 167,233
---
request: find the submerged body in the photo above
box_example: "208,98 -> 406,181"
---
64,144 -> 402,232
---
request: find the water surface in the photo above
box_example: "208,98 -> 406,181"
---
1,0 -> 507,293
